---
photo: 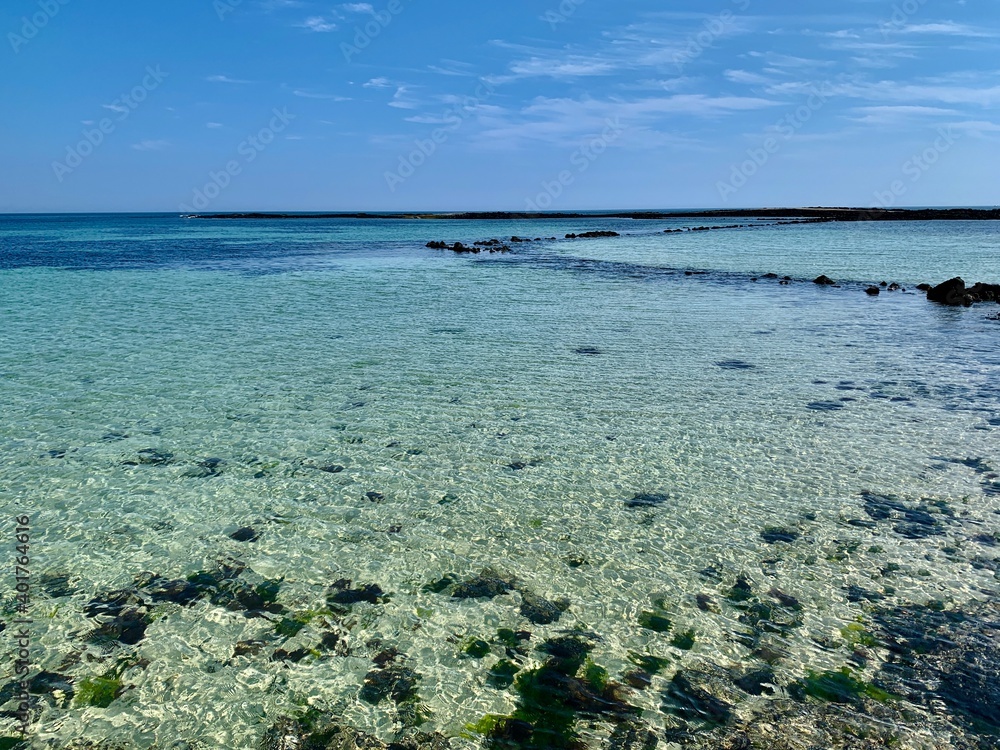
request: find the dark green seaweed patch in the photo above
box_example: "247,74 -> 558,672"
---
671,629 -> 697,650
638,611 -> 672,633
790,667 -> 894,705
73,676 -> 122,708
462,639 -> 492,659
478,633 -> 644,749
487,660 -> 520,690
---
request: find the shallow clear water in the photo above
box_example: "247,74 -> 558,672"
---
0,214 -> 998,749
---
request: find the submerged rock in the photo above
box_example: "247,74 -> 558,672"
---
663,668 -> 734,725
37,573 -> 75,598
230,526 -> 259,543
626,493 -> 671,509
124,448 -> 174,466
806,400 -> 846,412
327,579 -> 386,607
928,277 -> 972,306
262,712 -> 451,750
519,591 -> 569,625
451,569 -> 516,600
760,527 -> 800,544
360,663 -> 420,705
813,275 -> 837,286
143,575 -> 204,606
873,600 -> 1000,733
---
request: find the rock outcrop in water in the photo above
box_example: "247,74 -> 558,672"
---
426,240 -> 511,254
926,277 -> 1000,306
566,231 -> 620,239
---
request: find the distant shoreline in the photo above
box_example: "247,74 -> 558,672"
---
186,207 -> 1000,221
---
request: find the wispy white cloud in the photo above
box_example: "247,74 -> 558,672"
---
206,122 -> 224,128
470,94 -> 779,149
297,16 -> 337,32
341,2 -> 374,12
724,69 -> 774,85
847,104 -> 960,124
259,0 -> 303,9
363,77 -> 393,88
895,22 -> 997,37
293,89 -> 351,100
387,86 -> 419,109
131,140 -> 170,151
206,74 -> 253,84
508,56 -> 618,79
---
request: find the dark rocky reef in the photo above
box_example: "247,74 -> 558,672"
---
926,277 -> 1000,307
426,240 -> 511,254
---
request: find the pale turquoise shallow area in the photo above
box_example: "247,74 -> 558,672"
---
0,214 -> 998,748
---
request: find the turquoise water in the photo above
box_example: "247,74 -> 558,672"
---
0,214 -> 998,749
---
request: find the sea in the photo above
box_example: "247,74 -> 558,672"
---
0,213 -> 998,749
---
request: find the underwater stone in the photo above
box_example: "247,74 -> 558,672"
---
230,527 -> 259,543
606,720 -> 659,750
806,401 -> 846,412
28,671 -> 75,706
845,585 -> 885,603
143,576 -> 204,606
84,589 -> 145,619
518,591 -> 568,625
760,527 -> 800,544
663,670 -> 733,725
233,640 -> 267,657
327,579 -> 386,606
638,611 -> 673,633
93,607 -> 149,645
696,594 -> 719,613
727,574 -> 754,603
733,667 -> 775,696
37,573 -> 74,598
626,493 -> 671,508
451,569 -> 515,600
359,664 -> 420,705
624,670 -> 653,690
132,448 -> 174,466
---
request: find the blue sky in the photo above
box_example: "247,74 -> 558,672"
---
2,0 -> 998,211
